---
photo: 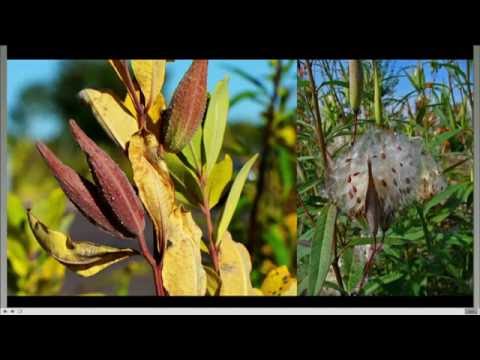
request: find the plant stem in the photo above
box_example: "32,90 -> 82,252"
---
305,60 -> 329,172
332,231 -> 345,293
138,233 -> 165,296
199,183 -> 220,273
357,241 -> 383,293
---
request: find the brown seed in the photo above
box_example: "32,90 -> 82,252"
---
381,153 -> 386,159
352,185 -> 357,193
345,158 -> 352,163
348,191 -> 354,199
382,180 -> 388,187
391,167 -> 397,174
397,146 -> 402,151
347,175 -> 352,183
400,162 -> 404,167
352,172 -> 360,177
69,119 -> 145,238
356,197 -> 361,204
405,177 -> 410,184
393,179 -> 398,187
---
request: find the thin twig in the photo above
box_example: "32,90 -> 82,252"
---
138,233 -> 165,296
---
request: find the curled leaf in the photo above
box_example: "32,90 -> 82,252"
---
36,142 -> 131,239
218,232 -> 262,296
69,119 -> 145,238
162,207 -> 207,295
79,89 -> 139,150
162,60 -> 208,153
128,131 -> 175,252
27,211 -> 137,277
131,60 -> 166,112
365,159 -> 383,236
216,153 -> 258,244
261,266 -> 297,296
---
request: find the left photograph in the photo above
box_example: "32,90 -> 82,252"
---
6,59 -> 297,296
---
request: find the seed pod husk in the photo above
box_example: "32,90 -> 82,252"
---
373,61 -> 383,126
69,119 -> 145,238
161,60 -> 208,153
36,142 -> 132,239
364,159 -> 383,237
349,60 -> 363,114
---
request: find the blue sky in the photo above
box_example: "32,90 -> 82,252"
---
8,60 -> 296,140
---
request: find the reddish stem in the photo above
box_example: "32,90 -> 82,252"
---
138,233 -> 165,296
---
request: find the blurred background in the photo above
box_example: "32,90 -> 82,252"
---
7,59 -> 296,295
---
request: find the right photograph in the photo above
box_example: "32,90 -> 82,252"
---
297,59 -> 474,296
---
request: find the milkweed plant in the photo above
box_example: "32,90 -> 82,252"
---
298,59 -> 473,296
27,60 -> 296,296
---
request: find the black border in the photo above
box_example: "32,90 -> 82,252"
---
8,296 -> 473,308
3,45 -> 475,60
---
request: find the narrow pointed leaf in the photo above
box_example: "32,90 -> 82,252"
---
216,153 -> 258,244
181,126 -> 203,171
308,204 -> 337,296
203,77 -> 229,175
69,120 -> 145,238
206,154 -> 233,209
27,212 -> 137,277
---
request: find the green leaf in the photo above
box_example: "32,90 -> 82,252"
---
7,237 -> 29,277
215,153 -> 258,244
163,152 -> 203,206
7,193 -> 26,229
308,204 -> 337,295
429,128 -> 462,149
206,154 -> 233,209
203,78 -> 229,176
182,126 -> 203,172
423,184 -> 464,216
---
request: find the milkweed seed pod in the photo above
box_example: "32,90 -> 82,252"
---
36,142 -> 132,239
416,150 -> 447,201
326,128 -> 445,232
69,119 -> 145,238
161,60 -> 208,153
349,60 -> 363,114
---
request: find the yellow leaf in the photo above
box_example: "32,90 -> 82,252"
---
218,232 -> 260,296
128,132 -> 175,252
7,237 -> 29,277
124,89 -> 166,125
260,265 -> 297,296
206,154 -> 233,209
79,88 -> 139,149
276,126 -> 296,147
131,60 -> 166,111
204,266 -> 221,296
162,207 -> 207,295
27,212 -> 137,277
